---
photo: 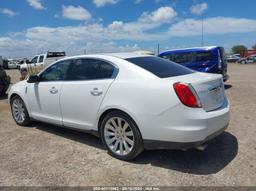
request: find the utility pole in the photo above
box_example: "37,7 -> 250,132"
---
157,43 -> 160,55
201,14 -> 204,47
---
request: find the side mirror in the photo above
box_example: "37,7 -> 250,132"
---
27,75 -> 39,83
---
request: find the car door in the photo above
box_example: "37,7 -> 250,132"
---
60,58 -> 118,130
30,56 -> 38,68
27,60 -> 71,125
37,55 -> 45,71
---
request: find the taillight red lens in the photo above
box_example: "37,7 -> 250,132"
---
173,82 -> 201,108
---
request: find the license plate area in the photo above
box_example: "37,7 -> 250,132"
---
209,86 -> 223,105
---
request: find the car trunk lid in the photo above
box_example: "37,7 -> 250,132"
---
167,72 -> 225,112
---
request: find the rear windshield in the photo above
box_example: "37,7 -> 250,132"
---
126,56 -> 194,78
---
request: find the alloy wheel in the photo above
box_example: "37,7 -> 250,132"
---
12,98 -> 26,124
104,117 -> 135,156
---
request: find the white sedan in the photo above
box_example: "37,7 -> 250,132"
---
9,53 -> 230,160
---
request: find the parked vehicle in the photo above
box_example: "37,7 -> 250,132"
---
9,54 -> 230,160
3,59 -> 17,70
159,46 -> 229,81
3,59 -> 9,69
237,55 -> 256,64
7,59 -> 19,69
0,65 -> 11,96
2,59 -> 20,69
233,54 -> 241,57
226,55 -> 241,63
20,51 -> 66,74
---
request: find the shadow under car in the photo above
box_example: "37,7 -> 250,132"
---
32,123 -> 238,175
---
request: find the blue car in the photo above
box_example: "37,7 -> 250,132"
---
159,46 -> 229,81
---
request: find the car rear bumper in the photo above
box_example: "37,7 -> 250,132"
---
144,124 -> 228,150
138,98 -> 230,147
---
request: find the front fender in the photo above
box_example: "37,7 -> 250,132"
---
8,81 -> 31,117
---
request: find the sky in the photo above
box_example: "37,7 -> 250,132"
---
0,0 -> 256,58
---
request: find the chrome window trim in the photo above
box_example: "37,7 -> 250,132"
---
36,57 -> 119,83
64,57 -> 119,81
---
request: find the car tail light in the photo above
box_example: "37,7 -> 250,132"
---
173,82 -> 201,108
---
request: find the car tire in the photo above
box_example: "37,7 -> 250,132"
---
100,111 -> 144,161
10,96 -> 31,126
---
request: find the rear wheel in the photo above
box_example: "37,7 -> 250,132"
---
100,111 -> 143,161
11,96 -> 31,126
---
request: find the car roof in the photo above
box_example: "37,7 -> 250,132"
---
103,52 -> 153,59
60,52 -> 153,61
48,52 -> 158,70
159,46 -> 221,55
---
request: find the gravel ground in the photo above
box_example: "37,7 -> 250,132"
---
0,63 -> 255,186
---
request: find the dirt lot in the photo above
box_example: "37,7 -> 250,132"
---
0,63 -> 255,186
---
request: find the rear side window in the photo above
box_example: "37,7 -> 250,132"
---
39,55 -> 44,63
126,57 -> 194,78
196,51 -> 212,62
67,59 -> 115,81
172,52 -> 195,64
161,51 -> 212,63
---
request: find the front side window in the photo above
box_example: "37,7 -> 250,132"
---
30,56 -> 38,64
39,60 -> 71,82
67,59 -> 115,81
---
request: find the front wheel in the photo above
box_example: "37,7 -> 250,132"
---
100,111 -> 144,161
11,96 -> 31,126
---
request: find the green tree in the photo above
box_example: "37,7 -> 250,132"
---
232,45 -> 247,55
252,44 -> 256,50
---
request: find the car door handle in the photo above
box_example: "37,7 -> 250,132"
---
49,87 -> 58,94
90,88 -> 103,96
